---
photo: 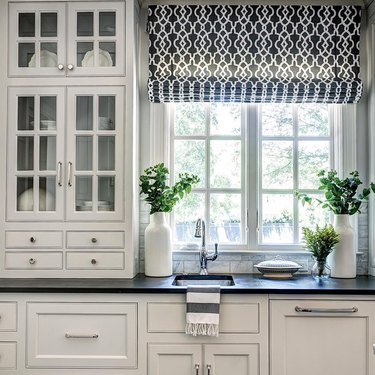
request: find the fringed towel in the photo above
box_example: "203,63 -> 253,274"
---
185,285 -> 220,337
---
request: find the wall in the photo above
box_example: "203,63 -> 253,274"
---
138,0 -> 370,275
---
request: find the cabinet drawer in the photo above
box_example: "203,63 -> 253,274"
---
66,231 -> 125,248
147,301 -> 259,333
27,302 -> 137,368
66,252 -> 125,270
0,342 -> 17,369
0,303 -> 17,331
5,231 -> 63,248
5,252 -> 63,270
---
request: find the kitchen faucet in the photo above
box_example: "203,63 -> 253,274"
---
194,218 -> 218,275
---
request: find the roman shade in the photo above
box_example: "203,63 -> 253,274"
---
148,5 -> 362,104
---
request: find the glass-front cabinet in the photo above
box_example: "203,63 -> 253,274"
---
7,86 -> 124,222
66,86 -> 124,221
9,1 -> 125,77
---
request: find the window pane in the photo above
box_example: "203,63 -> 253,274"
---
174,140 -> 205,188
39,136 -> 56,171
17,177 -> 34,211
19,13 -> 35,37
18,43 -> 35,67
262,141 -> 293,189
99,12 -> 116,36
210,103 -> 240,135
210,194 -> 241,244
17,136 -> 34,171
299,195 -> 330,241
175,103 -> 205,136
76,96 -> 93,130
41,13 -> 57,37
40,43 -> 57,67
261,104 -> 293,136
77,12 -> 93,36
299,104 -> 329,136
98,176 -> 115,211
262,194 -> 293,243
298,141 -> 330,189
99,96 -> 115,130
210,140 -> 241,188
18,97 -> 34,130
39,176 -> 56,211
77,42 -> 94,67
98,136 -> 115,171
75,176 -> 92,211
174,193 -> 205,246
76,136 -> 93,171
99,42 -> 115,66
40,96 -> 56,130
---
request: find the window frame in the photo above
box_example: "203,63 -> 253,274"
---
163,103 -> 353,252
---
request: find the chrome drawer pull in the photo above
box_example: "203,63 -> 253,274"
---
29,258 -> 36,265
207,364 -> 211,375
295,306 -> 358,314
67,162 -> 73,187
65,333 -> 99,339
195,364 -> 200,375
373,344 -> 375,355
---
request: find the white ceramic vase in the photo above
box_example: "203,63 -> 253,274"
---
328,214 -> 356,278
144,212 -> 173,277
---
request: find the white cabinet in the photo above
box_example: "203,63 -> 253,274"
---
9,1 -> 125,77
26,302 -> 137,368
7,85 -> 124,222
145,294 -> 268,375
149,343 -> 258,375
2,0 -> 138,278
270,299 -> 375,375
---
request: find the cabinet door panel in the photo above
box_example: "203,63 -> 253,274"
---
270,300 -> 375,375
7,87 -> 65,221
205,344 -> 259,375
9,3 -> 66,77
148,344 -> 201,375
66,86 -> 124,221
67,2 -> 125,76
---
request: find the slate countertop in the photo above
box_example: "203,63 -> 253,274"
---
1,274 -> 375,294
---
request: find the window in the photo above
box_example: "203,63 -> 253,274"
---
169,103 -> 334,250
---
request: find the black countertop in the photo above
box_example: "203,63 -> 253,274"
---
1,274 -> 375,294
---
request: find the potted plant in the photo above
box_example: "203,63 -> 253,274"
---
296,169 -> 375,278
302,225 -> 339,281
139,163 -> 199,277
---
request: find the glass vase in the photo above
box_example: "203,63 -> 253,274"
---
311,259 -> 331,281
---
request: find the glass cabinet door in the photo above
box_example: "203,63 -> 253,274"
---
66,2 -> 125,76
66,86 -> 124,221
7,87 -> 65,221
9,3 -> 66,77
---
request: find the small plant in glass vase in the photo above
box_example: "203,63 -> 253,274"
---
296,170 -> 375,278
302,225 -> 339,281
139,163 -> 199,277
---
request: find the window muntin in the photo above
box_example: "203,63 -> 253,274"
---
170,103 -> 333,249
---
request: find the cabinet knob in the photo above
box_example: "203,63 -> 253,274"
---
30,237 -> 36,243
29,258 -> 36,265
67,64 -> 74,70
91,237 -> 97,244
57,63 -> 64,70
91,259 -> 97,265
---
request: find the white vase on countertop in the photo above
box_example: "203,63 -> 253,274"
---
144,212 -> 173,277
328,214 -> 356,278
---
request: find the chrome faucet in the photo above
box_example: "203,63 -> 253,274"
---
194,218 -> 218,275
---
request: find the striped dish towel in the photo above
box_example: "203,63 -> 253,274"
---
185,285 -> 220,337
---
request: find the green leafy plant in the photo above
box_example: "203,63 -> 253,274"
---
302,224 -> 339,261
296,170 -> 375,215
139,163 -> 199,215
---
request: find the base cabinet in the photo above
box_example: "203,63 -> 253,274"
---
148,343 -> 258,375
270,299 -> 375,375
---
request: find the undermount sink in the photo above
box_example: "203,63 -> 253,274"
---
172,274 -> 235,286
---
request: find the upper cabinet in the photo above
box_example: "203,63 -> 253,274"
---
8,2 -> 125,77
7,85 -> 125,222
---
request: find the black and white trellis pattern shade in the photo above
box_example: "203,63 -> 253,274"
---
148,5 -> 362,104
